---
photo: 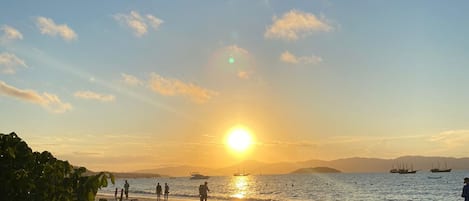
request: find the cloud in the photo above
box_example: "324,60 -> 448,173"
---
114,11 -> 163,37
237,71 -> 250,79
0,52 -> 28,74
1,25 -> 23,43
226,45 -> 249,55
148,73 -> 218,104
430,130 -> 469,148
261,140 -> 317,148
265,10 -> 332,41
0,80 -> 72,113
280,51 -> 322,65
146,15 -> 164,30
36,17 -> 77,41
74,90 -> 115,102
121,73 -> 143,86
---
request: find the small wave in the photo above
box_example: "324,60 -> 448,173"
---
169,193 -> 278,201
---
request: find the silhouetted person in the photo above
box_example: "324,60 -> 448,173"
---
164,183 -> 169,200
463,177 -> 469,201
124,180 -> 130,199
114,188 -> 118,199
200,181 -> 209,201
199,184 -> 204,201
156,182 -> 162,201
120,188 -> 123,201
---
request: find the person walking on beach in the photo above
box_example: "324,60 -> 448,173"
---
164,183 -> 170,200
463,177 -> 469,201
124,180 -> 130,199
156,182 -> 162,201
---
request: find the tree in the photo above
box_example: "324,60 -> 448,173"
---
0,132 -> 114,201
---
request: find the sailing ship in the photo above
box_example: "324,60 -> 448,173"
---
391,163 -> 417,174
398,164 -> 417,174
389,164 -> 399,173
430,162 -> 451,173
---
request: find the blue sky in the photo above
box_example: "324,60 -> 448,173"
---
1,0 -> 469,171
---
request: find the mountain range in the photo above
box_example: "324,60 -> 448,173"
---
131,156 -> 469,177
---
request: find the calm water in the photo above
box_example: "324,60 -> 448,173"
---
99,171 -> 469,201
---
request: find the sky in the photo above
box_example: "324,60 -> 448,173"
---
2,0 -> 469,172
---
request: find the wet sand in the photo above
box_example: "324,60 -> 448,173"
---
95,194 -> 247,201
95,194 -> 189,201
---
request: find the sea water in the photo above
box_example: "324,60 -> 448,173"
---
98,171 -> 469,201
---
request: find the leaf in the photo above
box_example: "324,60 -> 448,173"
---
87,191 -> 94,201
7,147 -> 15,159
110,173 -> 115,184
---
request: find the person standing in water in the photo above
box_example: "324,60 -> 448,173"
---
201,181 -> 210,201
463,177 -> 469,201
124,180 -> 130,199
156,182 -> 162,201
164,183 -> 170,200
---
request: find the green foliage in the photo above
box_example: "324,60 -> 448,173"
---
0,132 -> 114,201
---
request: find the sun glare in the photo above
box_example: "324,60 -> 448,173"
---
226,127 -> 253,152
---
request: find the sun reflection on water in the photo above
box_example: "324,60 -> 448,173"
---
230,175 -> 251,199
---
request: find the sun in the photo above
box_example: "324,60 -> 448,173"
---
226,126 -> 253,153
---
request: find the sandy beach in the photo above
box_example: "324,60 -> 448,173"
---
95,194 -> 247,201
95,194 -> 190,201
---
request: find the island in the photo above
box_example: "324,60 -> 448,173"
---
290,166 -> 341,174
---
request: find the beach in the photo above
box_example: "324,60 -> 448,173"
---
97,173 -> 468,201
95,194 -> 189,201
95,194 -> 246,201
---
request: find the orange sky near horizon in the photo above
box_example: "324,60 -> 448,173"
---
2,1 -> 469,172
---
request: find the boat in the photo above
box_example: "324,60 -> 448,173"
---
430,168 -> 451,173
234,169 -> 250,176
233,172 -> 250,176
430,162 -> 452,173
398,169 -> 417,174
190,172 -> 210,180
397,164 -> 417,174
389,164 -> 399,173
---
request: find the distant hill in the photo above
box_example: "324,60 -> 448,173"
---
85,169 -> 163,178
125,156 -> 469,177
110,172 -> 163,178
290,167 -> 341,174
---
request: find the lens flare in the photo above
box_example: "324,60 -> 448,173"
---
229,56 -> 235,64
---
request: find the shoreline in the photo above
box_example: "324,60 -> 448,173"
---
95,194 -> 249,201
95,194 -> 191,201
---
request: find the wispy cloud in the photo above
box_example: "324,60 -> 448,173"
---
430,130 -> 469,148
0,52 -> 27,74
74,90 -> 115,102
259,140 -> 317,148
114,11 -> 164,37
148,73 -> 218,104
146,15 -> 164,30
0,80 -> 72,113
226,45 -> 249,55
265,10 -> 332,41
1,25 -> 23,43
280,51 -> 322,65
36,17 -> 77,41
121,73 -> 143,86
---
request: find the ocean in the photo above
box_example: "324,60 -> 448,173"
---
98,171 -> 469,201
